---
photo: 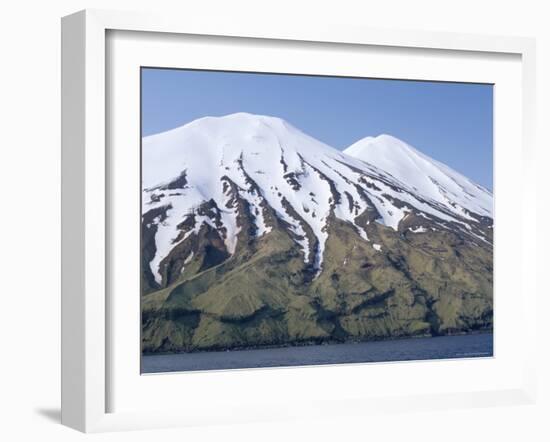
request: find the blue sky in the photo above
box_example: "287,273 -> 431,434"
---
142,68 -> 493,190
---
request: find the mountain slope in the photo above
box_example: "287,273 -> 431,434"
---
141,113 -> 493,353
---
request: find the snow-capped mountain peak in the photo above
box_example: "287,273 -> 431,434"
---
344,134 -> 493,220
142,114 -> 493,288
142,112 -> 331,190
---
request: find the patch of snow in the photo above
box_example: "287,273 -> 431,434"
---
179,251 -> 195,275
355,225 -> 369,241
373,243 -> 382,252
409,226 -> 427,233
184,251 -> 194,264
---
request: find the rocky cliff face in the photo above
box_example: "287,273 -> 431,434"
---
140,113 -> 493,353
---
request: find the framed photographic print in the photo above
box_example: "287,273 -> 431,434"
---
139,68 -> 494,374
61,9 -> 537,432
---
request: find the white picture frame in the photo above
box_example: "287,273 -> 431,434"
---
61,9 -> 537,433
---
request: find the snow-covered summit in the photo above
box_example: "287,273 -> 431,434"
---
142,112 -> 336,190
344,134 -> 493,219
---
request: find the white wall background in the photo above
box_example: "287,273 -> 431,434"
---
0,1 -> 547,440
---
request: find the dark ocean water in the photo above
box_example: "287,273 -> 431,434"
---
141,333 -> 493,374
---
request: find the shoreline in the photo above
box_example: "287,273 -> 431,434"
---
142,329 -> 493,358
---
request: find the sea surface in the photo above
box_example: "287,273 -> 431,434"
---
141,333 -> 493,374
